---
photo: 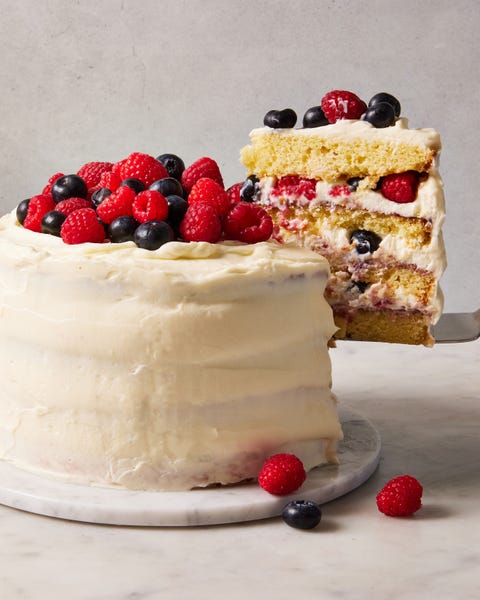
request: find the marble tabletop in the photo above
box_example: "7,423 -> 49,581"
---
0,340 -> 478,600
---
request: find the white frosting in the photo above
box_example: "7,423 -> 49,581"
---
0,211 -> 341,491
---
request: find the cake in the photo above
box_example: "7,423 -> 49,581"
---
0,152 -> 342,491
241,90 -> 447,345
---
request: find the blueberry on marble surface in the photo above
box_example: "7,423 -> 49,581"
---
264,108 -> 297,129
350,229 -> 382,254
51,174 -> 88,203
282,500 -> 322,530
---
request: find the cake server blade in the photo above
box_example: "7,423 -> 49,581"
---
433,309 -> 480,343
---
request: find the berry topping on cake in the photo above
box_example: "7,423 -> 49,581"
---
239,175 -> 259,202
23,194 -> 56,232
271,175 -> 316,201
97,170 -> 122,192
77,162 -> 113,188
55,198 -> 93,215
263,108 -> 297,129
91,187 -> 112,207
368,92 -> 401,118
41,210 -> 67,236
282,500 -> 322,530
149,177 -> 184,198
132,190 -> 169,223
181,157 -> 224,193
133,220 -> 175,250
223,202 -> 273,244
225,182 -> 243,207
188,177 -> 230,217
257,453 -> 306,495
116,152 -> 169,187
108,216 -> 139,243
347,177 -> 361,192
166,195 -> 188,229
321,90 -> 367,123
42,172 -> 64,195
16,199 -> 30,225
121,178 -> 146,194
51,174 -> 88,203
303,106 -> 329,128
363,102 -> 396,128
350,229 -> 382,254
380,171 -> 420,203
179,202 -> 222,243
156,153 -> 185,181
96,186 -> 136,224
376,475 -> 423,517
60,208 -> 106,245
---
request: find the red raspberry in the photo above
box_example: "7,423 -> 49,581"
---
188,177 -> 230,217
223,202 -> 273,244
42,173 -> 64,195
321,90 -> 367,123
258,453 -> 306,496
179,202 -> 222,243
96,186 -> 136,224
77,161 -> 113,188
132,190 -> 169,223
116,152 -> 168,187
181,157 -> 224,193
55,198 -> 93,215
60,208 -> 106,245
376,475 -> 423,517
96,170 -> 122,193
225,182 -> 242,207
23,194 -> 56,232
380,171 -> 420,203
271,175 -> 317,201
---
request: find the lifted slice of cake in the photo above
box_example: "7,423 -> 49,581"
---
241,90 -> 447,345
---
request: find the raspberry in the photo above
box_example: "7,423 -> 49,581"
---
380,171 -> 420,203
188,177 -> 230,217
271,176 -> 316,201
55,198 -> 93,215
321,90 -> 367,123
132,190 -> 169,223
77,161 -> 113,188
376,475 -> 423,517
258,453 -> 306,496
96,170 -> 122,193
179,202 -> 222,243
181,157 -> 224,193
225,182 -> 243,207
42,173 -> 64,195
223,202 -> 273,244
116,152 -> 168,187
23,194 -> 56,232
96,186 -> 136,224
60,208 -> 106,245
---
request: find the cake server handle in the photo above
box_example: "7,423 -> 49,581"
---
433,309 -> 480,343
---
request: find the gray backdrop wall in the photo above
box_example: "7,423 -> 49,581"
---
1,0 -> 478,312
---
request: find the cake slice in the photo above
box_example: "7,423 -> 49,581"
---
241,90 -> 447,345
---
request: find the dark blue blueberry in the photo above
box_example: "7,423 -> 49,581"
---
150,177 -> 184,198
348,281 -> 369,294
41,210 -> 66,236
347,177 -> 361,192
240,175 -> 259,202
16,199 -> 30,225
282,500 -> 322,530
302,106 -> 329,128
51,174 -> 88,203
108,216 -> 139,243
166,195 -> 188,229
264,108 -> 297,129
134,220 -> 175,250
121,178 -> 145,193
350,229 -> 382,254
363,102 -> 396,128
156,153 -> 185,181
368,92 -> 401,117
91,187 -> 112,208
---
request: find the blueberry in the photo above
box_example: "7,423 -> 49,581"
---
363,102 -> 396,128
347,177 -> 361,192
282,500 -> 322,530
51,174 -> 88,203
91,187 -> 112,208
134,220 -> 175,250
41,210 -> 66,236
16,199 -> 30,225
368,92 -> 401,117
302,106 -> 329,128
121,178 -> 145,193
240,175 -> 259,202
156,153 -> 185,181
350,229 -> 382,254
264,108 -> 297,129
349,281 -> 369,294
150,177 -> 184,198
108,216 -> 139,243
166,195 -> 188,229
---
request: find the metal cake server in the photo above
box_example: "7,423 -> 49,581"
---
433,309 -> 480,343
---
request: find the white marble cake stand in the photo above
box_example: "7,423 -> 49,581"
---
0,407 -> 380,526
